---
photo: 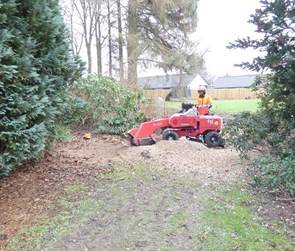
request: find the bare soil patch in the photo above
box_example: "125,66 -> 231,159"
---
0,129 -> 294,250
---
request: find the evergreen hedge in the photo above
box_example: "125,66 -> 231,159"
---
0,0 -> 83,175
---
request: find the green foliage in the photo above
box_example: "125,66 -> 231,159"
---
228,0 -> 295,127
70,74 -> 146,134
57,92 -> 87,126
224,112 -> 274,158
51,123 -> 71,142
135,0 -> 202,80
253,154 -> 295,196
255,75 -> 295,131
225,112 -> 295,196
226,0 -> 295,197
0,0 -> 83,175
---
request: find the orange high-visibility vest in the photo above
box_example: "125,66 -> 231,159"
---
196,94 -> 212,106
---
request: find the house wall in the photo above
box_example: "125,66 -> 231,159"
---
188,75 -> 208,90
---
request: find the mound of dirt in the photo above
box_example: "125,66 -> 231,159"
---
118,138 -> 244,185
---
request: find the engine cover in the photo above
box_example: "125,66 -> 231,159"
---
169,114 -> 197,128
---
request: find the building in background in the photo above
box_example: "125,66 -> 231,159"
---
213,75 -> 257,89
209,74 -> 260,100
137,74 -> 262,101
137,74 -> 208,100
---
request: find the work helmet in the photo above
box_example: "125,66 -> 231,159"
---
198,85 -> 206,94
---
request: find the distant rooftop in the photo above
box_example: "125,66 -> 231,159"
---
213,75 -> 259,89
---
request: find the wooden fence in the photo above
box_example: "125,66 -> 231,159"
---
143,88 -> 258,101
205,88 -> 257,100
143,89 -> 171,101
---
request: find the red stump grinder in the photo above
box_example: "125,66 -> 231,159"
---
127,102 -> 224,147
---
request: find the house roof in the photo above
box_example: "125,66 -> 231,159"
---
137,74 -> 198,89
213,75 -> 258,89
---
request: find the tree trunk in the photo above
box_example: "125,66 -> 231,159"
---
73,0 -> 98,74
69,3 -> 75,54
107,0 -> 112,77
95,3 -> 102,74
117,0 -> 124,82
127,0 -> 138,89
81,0 -> 92,74
85,41 -> 92,74
61,0 -> 83,56
95,22 -> 102,74
176,69 -> 186,98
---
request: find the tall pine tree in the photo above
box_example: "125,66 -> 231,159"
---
127,0 -> 201,89
0,0 -> 83,175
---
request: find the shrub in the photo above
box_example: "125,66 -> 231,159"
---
224,112 -> 272,158
57,92 -> 88,126
70,75 -> 146,134
225,112 -> 295,197
253,154 -> 295,196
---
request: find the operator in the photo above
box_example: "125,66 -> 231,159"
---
195,85 -> 212,108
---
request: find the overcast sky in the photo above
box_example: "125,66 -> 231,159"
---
194,0 -> 262,77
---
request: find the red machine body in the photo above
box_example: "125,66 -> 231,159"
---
128,118 -> 170,146
128,104 -> 223,147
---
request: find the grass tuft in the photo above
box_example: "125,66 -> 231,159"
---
64,183 -> 85,194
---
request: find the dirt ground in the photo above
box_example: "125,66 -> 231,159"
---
0,129 -> 294,250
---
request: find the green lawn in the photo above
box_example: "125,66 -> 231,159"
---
211,99 -> 259,113
195,187 -> 294,251
164,99 -> 260,114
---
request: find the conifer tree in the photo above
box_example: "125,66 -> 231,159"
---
0,0 -> 83,175
127,0 -> 201,88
